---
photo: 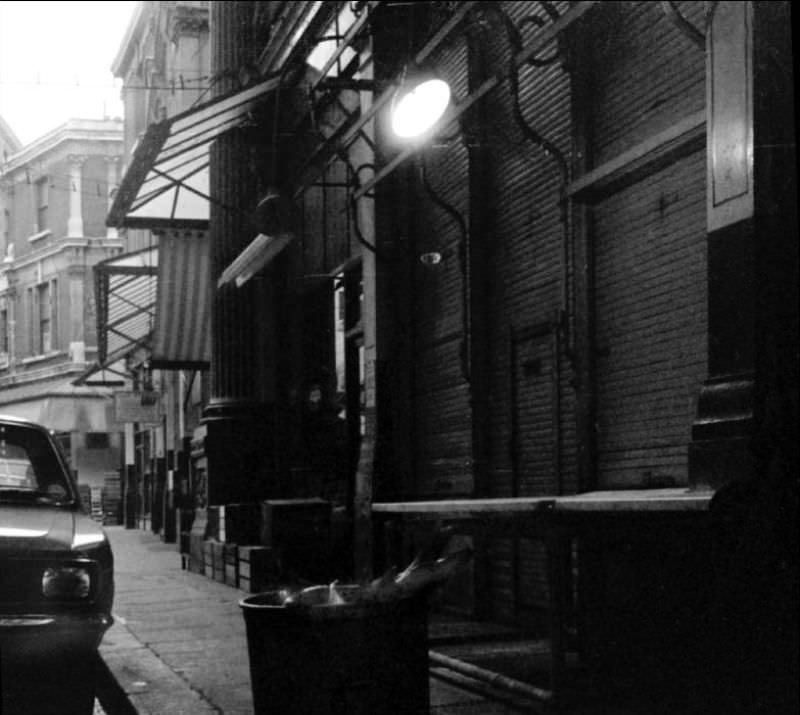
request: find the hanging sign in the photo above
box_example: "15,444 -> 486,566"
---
114,391 -> 162,425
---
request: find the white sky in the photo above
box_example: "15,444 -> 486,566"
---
0,0 -> 137,146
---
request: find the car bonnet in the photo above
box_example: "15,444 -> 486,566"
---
0,506 -> 76,553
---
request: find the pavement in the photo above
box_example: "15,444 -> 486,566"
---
97,526 -> 545,715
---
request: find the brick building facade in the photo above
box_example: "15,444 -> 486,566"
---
107,2 -> 797,710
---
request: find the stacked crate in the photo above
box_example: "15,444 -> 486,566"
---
238,545 -> 280,593
212,541 -> 225,583
101,471 -> 122,525
187,509 -> 207,574
260,499 -> 332,584
224,544 -> 238,587
203,539 -> 214,577
192,500 -> 332,591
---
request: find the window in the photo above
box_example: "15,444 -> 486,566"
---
85,433 -> 110,450
50,279 -> 58,349
38,282 -> 51,353
26,286 -> 34,355
28,280 -> 57,355
0,307 -> 8,354
36,178 -> 49,233
2,208 -> 9,254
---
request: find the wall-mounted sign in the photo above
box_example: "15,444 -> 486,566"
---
114,391 -> 162,425
707,1 -> 754,232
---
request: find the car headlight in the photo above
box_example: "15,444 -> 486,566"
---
42,566 -> 92,600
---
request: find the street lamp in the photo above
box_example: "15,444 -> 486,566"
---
390,64 -> 452,139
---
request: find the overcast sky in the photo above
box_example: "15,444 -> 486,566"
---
0,1 -> 137,146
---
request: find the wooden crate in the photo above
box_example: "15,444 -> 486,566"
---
238,545 -> 280,593
260,499 -> 331,583
203,540 -> 214,577
188,510 -> 208,574
212,541 -> 225,583
224,543 -> 239,587
220,503 -> 261,545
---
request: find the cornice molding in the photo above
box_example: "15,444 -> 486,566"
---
111,1 -> 147,78
2,120 -> 123,175
4,238 -> 124,273
0,114 -> 22,153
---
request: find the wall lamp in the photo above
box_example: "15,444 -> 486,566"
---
254,186 -> 295,237
217,187 -> 296,289
390,63 -> 452,140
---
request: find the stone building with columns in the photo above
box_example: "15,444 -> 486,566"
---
97,0 -> 211,536
0,115 -> 22,284
0,118 -> 124,500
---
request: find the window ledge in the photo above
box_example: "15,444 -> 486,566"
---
28,229 -> 53,243
21,350 -> 64,365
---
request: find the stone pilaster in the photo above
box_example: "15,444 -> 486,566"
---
67,155 -> 85,238
105,157 -> 120,239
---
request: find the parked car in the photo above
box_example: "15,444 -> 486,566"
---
0,416 -> 114,714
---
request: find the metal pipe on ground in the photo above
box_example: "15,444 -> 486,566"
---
428,649 -> 554,703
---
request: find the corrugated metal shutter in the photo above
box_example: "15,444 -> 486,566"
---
593,151 -> 707,487
587,1 -> 707,488
588,1 -> 706,163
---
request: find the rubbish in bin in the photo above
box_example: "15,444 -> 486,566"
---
240,585 -> 431,715
283,580 -> 346,606
368,546 -> 473,602
278,547 -> 473,607
239,541 -> 472,714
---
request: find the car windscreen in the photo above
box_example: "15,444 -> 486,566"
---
0,424 -> 75,505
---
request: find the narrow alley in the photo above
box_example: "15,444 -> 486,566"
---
97,526 -> 545,715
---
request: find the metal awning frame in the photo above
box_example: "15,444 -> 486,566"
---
72,361 -> 130,388
108,74 -> 285,230
94,246 -> 158,368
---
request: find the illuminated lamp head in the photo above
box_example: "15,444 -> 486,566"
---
390,65 -> 452,140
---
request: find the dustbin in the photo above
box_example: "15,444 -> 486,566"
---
240,586 -> 430,715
